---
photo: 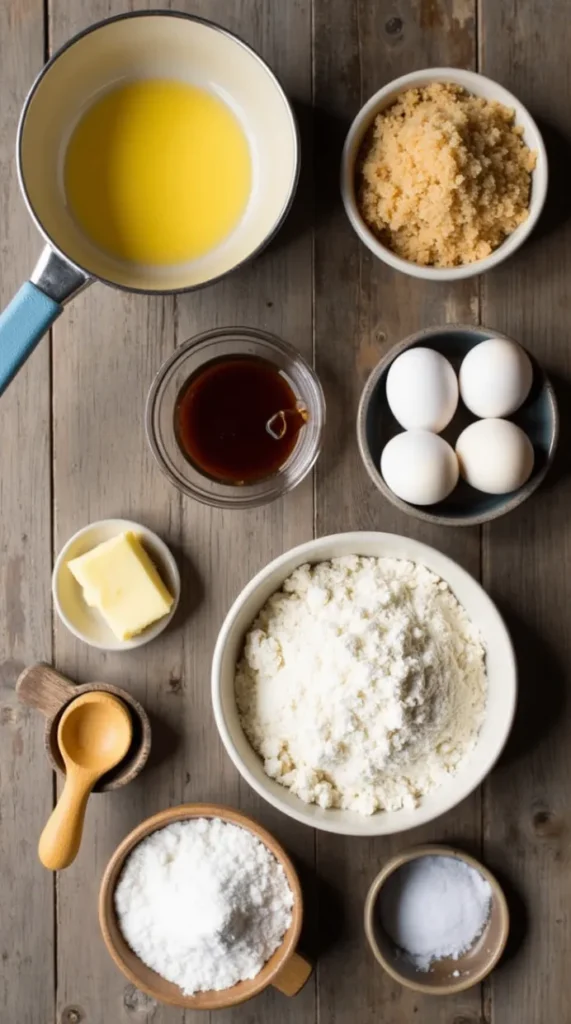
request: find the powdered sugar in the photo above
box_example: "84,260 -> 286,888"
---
378,855 -> 492,970
236,556 -> 487,815
114,818 -> 294,995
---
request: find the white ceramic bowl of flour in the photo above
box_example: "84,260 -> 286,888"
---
212,532 -> 517,837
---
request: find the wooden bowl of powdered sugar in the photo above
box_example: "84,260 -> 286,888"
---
99,803 -> 312,1009
364,844 -> 509,994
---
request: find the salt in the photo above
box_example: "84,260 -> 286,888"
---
378,855 -> 492,971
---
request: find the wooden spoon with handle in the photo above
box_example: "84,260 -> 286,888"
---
38,691 -> 132,870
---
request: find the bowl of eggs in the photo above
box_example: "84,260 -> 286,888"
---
356,325 -> 558,526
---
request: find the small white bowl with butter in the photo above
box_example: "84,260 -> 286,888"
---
53,519 -> 180,650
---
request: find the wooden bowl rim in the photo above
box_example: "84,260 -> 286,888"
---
99,803 -> 303,1009
356,324 -> 559,527
363,843 -> 510,995
47,681 -> 151,791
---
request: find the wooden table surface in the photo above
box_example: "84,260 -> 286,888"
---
1,1 -> 570,1022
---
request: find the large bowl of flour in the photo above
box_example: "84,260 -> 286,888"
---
212,532 -> 516,837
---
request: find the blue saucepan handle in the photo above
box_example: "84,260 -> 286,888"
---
0,248 -> 90,397
0,282 -> 62,397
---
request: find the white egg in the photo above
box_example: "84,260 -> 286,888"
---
459,337 -> 533,418
386,348 -> 458,433
455,419 -> 534,494
381,431 -> 459,506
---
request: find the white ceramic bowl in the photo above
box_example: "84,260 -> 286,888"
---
212,532 -> 516,837
341,67 -> 548,281
53,518 -> 180,651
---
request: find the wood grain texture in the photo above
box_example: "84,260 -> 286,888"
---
49,1 -> 183,1017
313,2 -> 482,1022
0,2 -> 55,1023
3,1 -> 570,1023
172,4 -> 316,1022
16,662 -> 77,716
480,2 -> 571,1022
48,1 -> 315,1022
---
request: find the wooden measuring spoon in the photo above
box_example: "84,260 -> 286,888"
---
16,663 -> 151,791
38,692 -> 132,871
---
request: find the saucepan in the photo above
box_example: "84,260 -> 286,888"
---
0,11 -> 299,396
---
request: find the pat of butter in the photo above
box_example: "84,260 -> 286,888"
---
67,531 -> 174,641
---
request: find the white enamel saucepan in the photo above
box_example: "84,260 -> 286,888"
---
0,11 -> 299,396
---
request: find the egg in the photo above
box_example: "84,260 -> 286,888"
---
455,419 -> 534,494
386,348 -> 458,433
459,337 -> 533,418
381,431 -> 459,505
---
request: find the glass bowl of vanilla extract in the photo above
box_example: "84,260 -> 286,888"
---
146,328 -> 325,508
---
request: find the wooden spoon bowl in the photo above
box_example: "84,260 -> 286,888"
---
99,803 -> 312,1009
39,692 -> 133,871
16,664 -> 151,791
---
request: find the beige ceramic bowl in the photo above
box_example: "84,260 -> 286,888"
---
99,804 -> 311,1010
341,67 -> 547,281
364,845 -> 509,995
212,532 -> 517,837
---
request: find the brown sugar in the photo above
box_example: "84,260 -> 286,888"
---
357,83 -> 536,267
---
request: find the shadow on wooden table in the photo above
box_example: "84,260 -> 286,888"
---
529,119 -> 571,245
258,100 -> 352,256
496,605 -> 566,766
165,541 -> 205,632
296,854 -> 345,961
540,369 -> 571,490
489,865 -> 529,967
143,709 -> 181,775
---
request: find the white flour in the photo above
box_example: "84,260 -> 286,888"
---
114,818 -> 294,995
236,556 -> 487,815
379,855 -> 492,969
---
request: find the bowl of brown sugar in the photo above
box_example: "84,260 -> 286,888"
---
341,67 -> 547,281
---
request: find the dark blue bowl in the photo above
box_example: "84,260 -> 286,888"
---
356,325 -> 559,526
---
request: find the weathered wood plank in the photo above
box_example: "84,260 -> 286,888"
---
49,0 -> 183,1018
174,3 -> 316,1021
313,2 -> 481,1022
480,2 -> 571,1022
49,1 -> 315,1022
0,2 -> 54,1022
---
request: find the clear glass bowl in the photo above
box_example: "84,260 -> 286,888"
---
146,327 -> 325,508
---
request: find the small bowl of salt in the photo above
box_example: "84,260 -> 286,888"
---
364,845 -> 509,995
